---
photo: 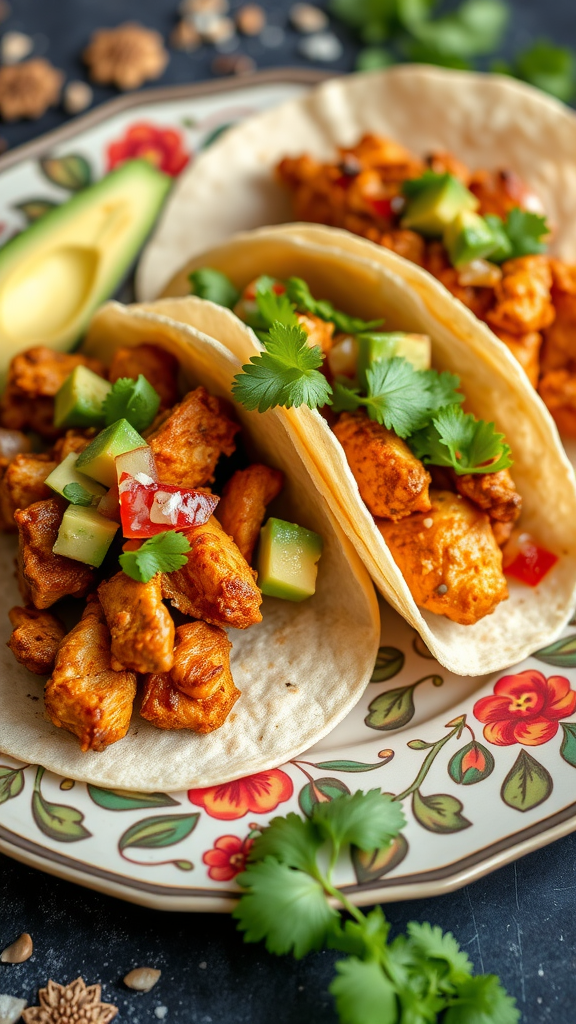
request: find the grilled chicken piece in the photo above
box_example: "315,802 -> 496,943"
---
486,256 -> 555,335
15,498 -> 95,609
0,347 -> 106,439
147,387 -> 240,488
426,151 -> 471,184
51,428 -> 97,462
491,327 -> 542,388
161,516 -> 262,629
540,288 -> 576,377
216,464 -> 284,563
7,605 -> 66,675
109,343 -> 179,410
45,600 -> 136,752
381,229 -> 426,267
297,313 -> 334,355
539,370 -> 576,437
170,622 -> 233,700
425,242 -> 493,320
453,469 -> 522,524
379,490 -> 508,625
98,571 -> 175,674
334,411 -> 431,520
0,453 -> 56,529
469,168 -> 543,220
141,665 -> 240,734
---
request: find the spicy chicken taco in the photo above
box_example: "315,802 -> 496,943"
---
157,224 -> 576,676
0,299 -> 379,791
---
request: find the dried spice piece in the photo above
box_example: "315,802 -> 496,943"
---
63,80 -> 93,115
21,979 -> 117,1024
290,3 -> 329,33
83,23 -> 168,91
169,20 -> 201,51
0,994 -> 27,1024
0,31 -> 33,65
235,4 -> 266,35
123,968 -> 161,992
1,932 -> 33,964
0,58 -> 63,121
211,53 -> 255,75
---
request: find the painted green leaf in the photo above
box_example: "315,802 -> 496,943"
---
298,777 -> 350,818
175,860 -> 194,871
370,646 -> 405,682
119,813 -> 199,850
412,634 -> 434,659
352,833 -> 408,883
533,633 -> 576,667
448,741 -> 495,785
32,792 -> 91,842
312,758 -> 391,773
39,154 -> 92,191
14,198 -> 59,222
0,766 -> 25,804
201,123 -> 233,149
501,750 -> 553,812
560,723 -> 576,767
412,790 -> 471,833
366,685 -> 415,730
87,785 -> 179,811
407,739 -> 434,750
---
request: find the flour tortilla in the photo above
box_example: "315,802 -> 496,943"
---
153,225 -> 576,676
0,299 -> 380,791
136,64 -> 576,301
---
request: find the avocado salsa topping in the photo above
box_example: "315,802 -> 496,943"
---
190,267 -> 558,625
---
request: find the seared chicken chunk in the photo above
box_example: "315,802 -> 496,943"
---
453,469 -> 522,524
98,571 -> 175,674
7,605 -> 66,675
216,464 -> 284,563
487,256 -> 555,335
379,490 -> 508,625
539,370 -> 576,437
0,453 -> 56,529
51,428 -> 97,462
381,229 -> 426,267
45,600 -> 136,752
15,498 -> 95,609
109,343 -> 179,410
334,412 -> 431,520
469,168 -> 542,219
141,666 -> 240,734
540,290 -> 576,377
491,327 -> 542,388
147,387 -> 240,488
297,313 -> 334,354
161,515 -> 262,629
170,622 -> 233,700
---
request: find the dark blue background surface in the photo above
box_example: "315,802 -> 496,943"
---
1,2 -> 576,1022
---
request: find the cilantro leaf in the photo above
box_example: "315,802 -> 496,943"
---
232,321 -> 332,412
255,282 -> 299,329
406,0 -> 509,58
103,375 -> 161,433
501,208 -> 550,259
355,46 -> 395,71
510,40 -> 576,103
406,922 -> 472,982
444,974 -> 520,1024
248,813 -> 322,874
62,483 -> 94,506
421,369 -> 464,412
329,907 -> 391,959
119,531 -> 191,583
189,267 -> 240,309
233,858 -> 338,958
362,358 -> 436,437
409,405 -> 513,474
285,277 -> 383,334
330,957 -> 398,1024
331,379 -> 363,414
402,170 -> 453,199
312,790 -> 406,855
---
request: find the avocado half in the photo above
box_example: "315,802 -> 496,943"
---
0,159 -> 171,383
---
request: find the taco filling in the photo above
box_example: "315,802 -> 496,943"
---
0,342 -> 323,752
276,135 -> 576,436
189,268 -> 558,626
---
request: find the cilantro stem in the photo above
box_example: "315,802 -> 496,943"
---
394,718 -> 466,802
321,875 -> 367,927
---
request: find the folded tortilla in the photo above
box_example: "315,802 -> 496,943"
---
154,224 -> 576,676
136,64 -> 576,302
0,299 -> 380,791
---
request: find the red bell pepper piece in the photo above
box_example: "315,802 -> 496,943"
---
504,533 -> 558,587
118,474 -> 219,538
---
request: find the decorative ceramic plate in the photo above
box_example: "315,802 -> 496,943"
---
1,71 -> 576,912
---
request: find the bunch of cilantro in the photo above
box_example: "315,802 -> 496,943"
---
224,275 -> 511,477
234,791 -> 520,1024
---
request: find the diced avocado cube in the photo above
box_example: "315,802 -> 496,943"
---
45,452 -> 107,501
356,332 -> 431,387
76,418 -> 146,487
53,505 -> 119,567
54,365 -> 111,429
395,334 -> 431,371
402,175 -> 478,237
444,210 -> 498,269
484,214 -> 514,263
257,517 -> 323,602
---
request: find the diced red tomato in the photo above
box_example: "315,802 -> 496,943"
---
118,474 -> 219,538
504,533 -> 558,587
368,197 -> 394,219
244,279 -> 286,301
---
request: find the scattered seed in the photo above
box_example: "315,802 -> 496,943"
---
1,30 -> 33,65
0,933 -> 33,964
180,0 -> 228,14
200,16 -> 235,43
298,31 -> 343,62
124,967 -> 161,993
170,20 -> 201,51
199,961 -> 207,969
63,80 -> 93,115
290,3 -> 328,33
211,53 -> 255,75
259,25 -> 285,48
154,1008 -> 169,1020
436,583 -> 448,595
0,995 -> 27,1024
423,517 -> 433,529
235,4 -> 266,35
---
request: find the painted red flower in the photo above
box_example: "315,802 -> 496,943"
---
107,121 -> 190,176
203,834 -> 254,881
188,769 -> 293,820
474,669 -> 576,746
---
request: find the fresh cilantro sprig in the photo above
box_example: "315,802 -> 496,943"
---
234,793 -> 520,1024
189,267 -> 240,309
231,321 -> 332,413
103,375 -> 161,433
485,209 -> 550,263
286,277 -> 384,334
62,483 -> 95,506
409,405 -> 513,474
119,530 -> 191,583
494,40 -> 576,103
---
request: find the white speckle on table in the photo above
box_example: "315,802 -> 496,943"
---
538,967 -> 544,977
298,32 -> 342,62
1,30 -> 33,63
154,1007 -> 169,1019
198,962 -> 207,970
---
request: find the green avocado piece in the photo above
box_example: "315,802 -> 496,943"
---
402,175 -> 478,236
45,452 -> 107,501
356,332 -> 431,387
53,504 -> 119,567
257,517 -> 323,602
0,159 -> 171,386
76,418 -> 146,487
54,364 -> 111,429
444,210 -> 498,269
